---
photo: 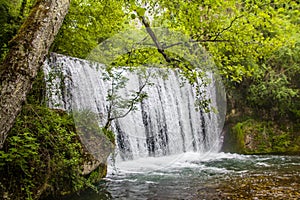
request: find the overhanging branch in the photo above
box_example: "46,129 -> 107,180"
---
140,16 -> 179,63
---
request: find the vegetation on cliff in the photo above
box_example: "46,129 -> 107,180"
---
0,71 -> 111,199
222,119 -> 300,155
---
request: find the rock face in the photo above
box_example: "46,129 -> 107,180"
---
81,132 -> 114,176
82,149 -> 108,180
222,119 -> 300,155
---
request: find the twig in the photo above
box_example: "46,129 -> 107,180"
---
108,71 -> 152,121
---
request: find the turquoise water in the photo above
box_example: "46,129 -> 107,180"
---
59,153 -> 300,199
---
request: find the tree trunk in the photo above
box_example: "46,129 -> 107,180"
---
0,0 -> 70,148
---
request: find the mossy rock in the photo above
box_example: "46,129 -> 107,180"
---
222,119 -> 300,155
0,69 -> 114,199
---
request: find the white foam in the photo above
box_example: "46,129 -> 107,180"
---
108,152 -> 247,175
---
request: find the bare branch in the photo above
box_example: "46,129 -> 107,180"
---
209,15 -> 243,41
140,16 -> 177,63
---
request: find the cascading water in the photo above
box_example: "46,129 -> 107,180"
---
44,54 -> 300,200
44,53 -> 225,167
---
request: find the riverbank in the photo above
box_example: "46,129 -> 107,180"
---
222,115 -> 300,155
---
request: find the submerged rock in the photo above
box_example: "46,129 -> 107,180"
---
193,172 -> 300,199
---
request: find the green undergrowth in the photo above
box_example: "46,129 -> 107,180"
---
223,118 -> 300,155
0,105 -> 85,199
0,70 -> 114,199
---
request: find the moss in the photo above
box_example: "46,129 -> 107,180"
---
0,69 -> 111,199
86,163 -> 108,184
223,118 -> 300,155
222,123 -> 245,154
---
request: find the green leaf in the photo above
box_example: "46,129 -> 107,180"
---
131,13 -> 136,19
136,7 -> 146,17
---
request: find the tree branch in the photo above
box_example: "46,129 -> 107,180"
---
140,16 -> 177,63
164,39 -> 230,50
192,15 -> 244,42
105,71 -> 152,129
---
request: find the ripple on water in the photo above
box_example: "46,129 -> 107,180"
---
61,153 -> 300,200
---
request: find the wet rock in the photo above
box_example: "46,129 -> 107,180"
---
193,173 -> 300,199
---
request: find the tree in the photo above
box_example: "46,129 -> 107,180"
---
51,0 -> 126,58
136,0 -> 299,119
0,0 -> 70,148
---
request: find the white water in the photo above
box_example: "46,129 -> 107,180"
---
44,53 -> 225,166
63,152 -> 300,200
44,54 -> 300,200
108,152 -> 244,175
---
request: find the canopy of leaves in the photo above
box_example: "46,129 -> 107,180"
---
51,0 -> 127,58
131,0 -> 300,119
139,0 -> 299,82
1,0 -> 299,131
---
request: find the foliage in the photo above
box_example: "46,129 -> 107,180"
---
0,0 -> 36,61
0,0 -> 21,61
0,69 -> 110,199
50,0 -> 126,58
0,104 -> 84,199
246,39 -> 300,119
122,0 -> 300,120
226,119 -> 300,154
0,0 -> 126,60
142,0 -> 300,84
102,68 -> 151,129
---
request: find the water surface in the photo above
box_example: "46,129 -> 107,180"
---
62,152 -> 300,199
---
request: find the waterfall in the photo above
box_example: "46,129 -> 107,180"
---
44,53 -> 225,163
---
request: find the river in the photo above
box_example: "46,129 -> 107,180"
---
60,152 -> 300,199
